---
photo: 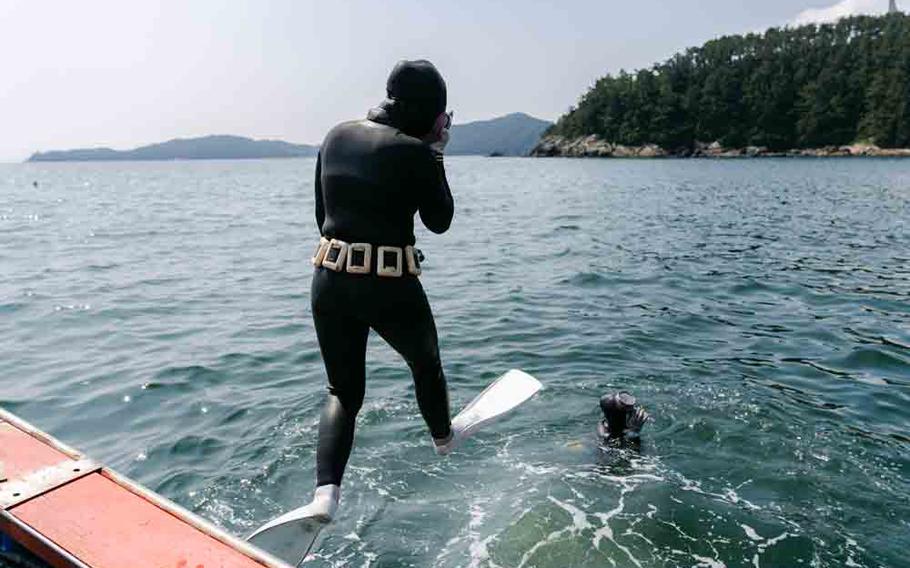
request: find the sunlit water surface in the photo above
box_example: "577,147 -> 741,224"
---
1,157 -> 908,567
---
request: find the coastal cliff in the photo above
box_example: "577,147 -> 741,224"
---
531,135 -> 910,158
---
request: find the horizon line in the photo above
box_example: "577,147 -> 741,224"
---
4,112 -> 553,163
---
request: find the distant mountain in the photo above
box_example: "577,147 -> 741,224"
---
27,135 -> 319,162
27,114 -> 551,162
447,113 -> 552,156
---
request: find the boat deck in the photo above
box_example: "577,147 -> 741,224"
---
0,408 -> 288,568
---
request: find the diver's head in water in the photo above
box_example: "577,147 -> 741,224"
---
598,392 -> 649,440
370,59 -> 447,138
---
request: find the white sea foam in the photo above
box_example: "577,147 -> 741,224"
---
738,523 -> 795,567
741,524 -> 763,541
692,554 -> 728,568
678,474 -> 762,511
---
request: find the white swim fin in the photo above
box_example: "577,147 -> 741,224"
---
435,369 -> 542,455
247,485 -> 338,566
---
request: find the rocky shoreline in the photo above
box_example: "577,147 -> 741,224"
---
530,135 -> 910,158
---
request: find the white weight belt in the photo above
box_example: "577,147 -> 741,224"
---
312,237 -> 421,277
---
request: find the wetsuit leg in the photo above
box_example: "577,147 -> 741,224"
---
371,279 -> 452,440
312,270 -> 369,487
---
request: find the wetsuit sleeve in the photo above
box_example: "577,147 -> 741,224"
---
315,151 -> 325,235
415,148 -> 454,234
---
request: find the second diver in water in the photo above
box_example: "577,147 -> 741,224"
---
598,392 -> 649,442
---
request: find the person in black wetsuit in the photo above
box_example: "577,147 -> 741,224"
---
304,60 -> 455,520
598,392 -> 649,447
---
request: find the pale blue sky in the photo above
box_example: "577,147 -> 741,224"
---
0,0 -> 897,161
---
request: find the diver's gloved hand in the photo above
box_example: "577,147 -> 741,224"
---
623,407 -> 649,439
429,129 -> 450,154
425,111 -> 453,154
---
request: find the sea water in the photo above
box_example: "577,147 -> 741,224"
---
0,157 -> 908,567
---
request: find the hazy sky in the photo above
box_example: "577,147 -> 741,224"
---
0,0 -> 898,161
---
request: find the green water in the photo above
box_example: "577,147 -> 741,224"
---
1,157 -> 908,567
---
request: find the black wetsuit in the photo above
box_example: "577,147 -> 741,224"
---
312,112 -> 454,488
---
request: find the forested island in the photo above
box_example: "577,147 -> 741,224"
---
533,13 -> 910,158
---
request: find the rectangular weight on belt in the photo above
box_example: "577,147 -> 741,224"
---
405,246 -> 421,276
376,246 -> 403,277
322,239 -> 349,272
312,237 -> 330,267
346,243 -> 372,274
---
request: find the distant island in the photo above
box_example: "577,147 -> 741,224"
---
533,13 -> 910,158
447,113 -> 552,156
27,113 -> 551,162
28,135 -> 319,162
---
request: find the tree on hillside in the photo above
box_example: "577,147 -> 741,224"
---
550,13 -> 910,149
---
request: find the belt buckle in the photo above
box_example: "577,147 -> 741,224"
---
312,237 -> 330,267
376,246 -> 403,277
321,239 -> 349,271
346,243 -> 372,274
